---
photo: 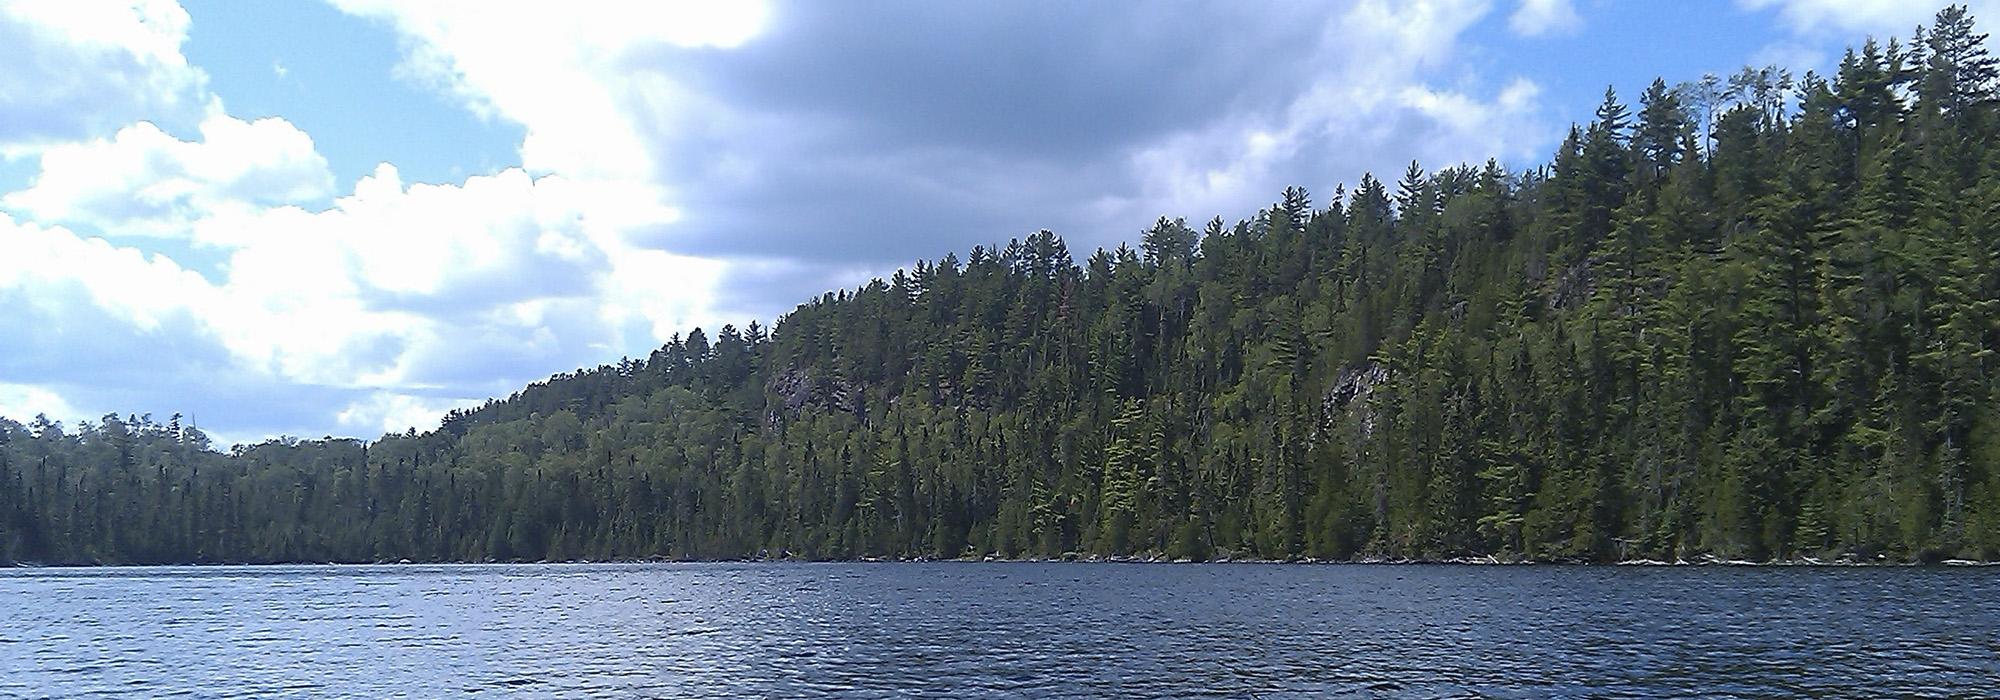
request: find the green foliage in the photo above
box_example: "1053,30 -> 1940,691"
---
3,9 -> 1998,565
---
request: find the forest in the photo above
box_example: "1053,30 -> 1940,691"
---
3,8 -> 1998,565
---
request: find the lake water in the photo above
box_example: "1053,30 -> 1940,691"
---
0,563 -> 1994,698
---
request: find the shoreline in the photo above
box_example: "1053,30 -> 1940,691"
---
7,554 -> 1997,569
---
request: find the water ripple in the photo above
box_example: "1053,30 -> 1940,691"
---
0,563 -> 1995,697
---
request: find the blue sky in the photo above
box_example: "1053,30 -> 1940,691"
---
0,0 -> 1988,445
180,0 -> 524,189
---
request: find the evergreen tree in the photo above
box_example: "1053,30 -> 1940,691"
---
5,11 -> 1999,565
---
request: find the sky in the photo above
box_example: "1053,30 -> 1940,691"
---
0,0 -> 1990,446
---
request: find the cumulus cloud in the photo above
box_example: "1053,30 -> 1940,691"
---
0,162 -> 724,440
0,0 -> 759,438
0,0 -> 208,154
330,0 -> 1552,312
1509,0 -> 1583,37
3,108 -> 334,238
1,0 -> 1566,442
191,163 -> 721,389
0,0 -> 746,441
0,211 -> 247,433
0,212 -> 221,332
332,0 -> 771,182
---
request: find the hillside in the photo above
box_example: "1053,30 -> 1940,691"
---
3,9 -> 1998,565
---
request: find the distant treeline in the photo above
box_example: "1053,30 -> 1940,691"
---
4,8 -> 1999,565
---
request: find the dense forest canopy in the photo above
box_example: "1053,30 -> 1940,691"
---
4,8 -> 1999,565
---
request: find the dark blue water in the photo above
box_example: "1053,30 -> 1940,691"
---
1,563 -> 1995,698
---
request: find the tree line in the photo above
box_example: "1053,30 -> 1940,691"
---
3,8 -> 1998,564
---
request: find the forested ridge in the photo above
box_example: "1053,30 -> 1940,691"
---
6,9 -> 2000,565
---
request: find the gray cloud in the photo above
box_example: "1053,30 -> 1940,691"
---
633,4 -> 1324,265
665,4 -> 1320,159
0,283 -> 341,436
622,1 -> 1550,319
3,1 -> 1565,442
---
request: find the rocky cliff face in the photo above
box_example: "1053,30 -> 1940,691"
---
764,367 -> 866,427
1324,361 -> 1389,438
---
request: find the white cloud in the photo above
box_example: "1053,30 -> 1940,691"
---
0,0 -> 1564,442
0,0 -> 750,439
1399,77 -> 1545,142
0,0 -> 208,154
328,0 -> 1551,300
1750,41 -> 1828,73
335,392 -> 481,436
1121,0 -> 1547,223
0,212 -> 222,332
331,0 -> 771,182
1740,0 -> 1999,38
1509,0 -> 1582,37
0,382 -> 82,425
1738,1 -> 1998,78
0,160 -> 725,436
187,162 -> 723,389
3,108 -> 334,237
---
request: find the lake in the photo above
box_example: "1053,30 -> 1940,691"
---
0,562 -> 1994,698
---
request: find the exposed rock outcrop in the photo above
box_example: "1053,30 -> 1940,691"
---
764,368 -> 866,426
